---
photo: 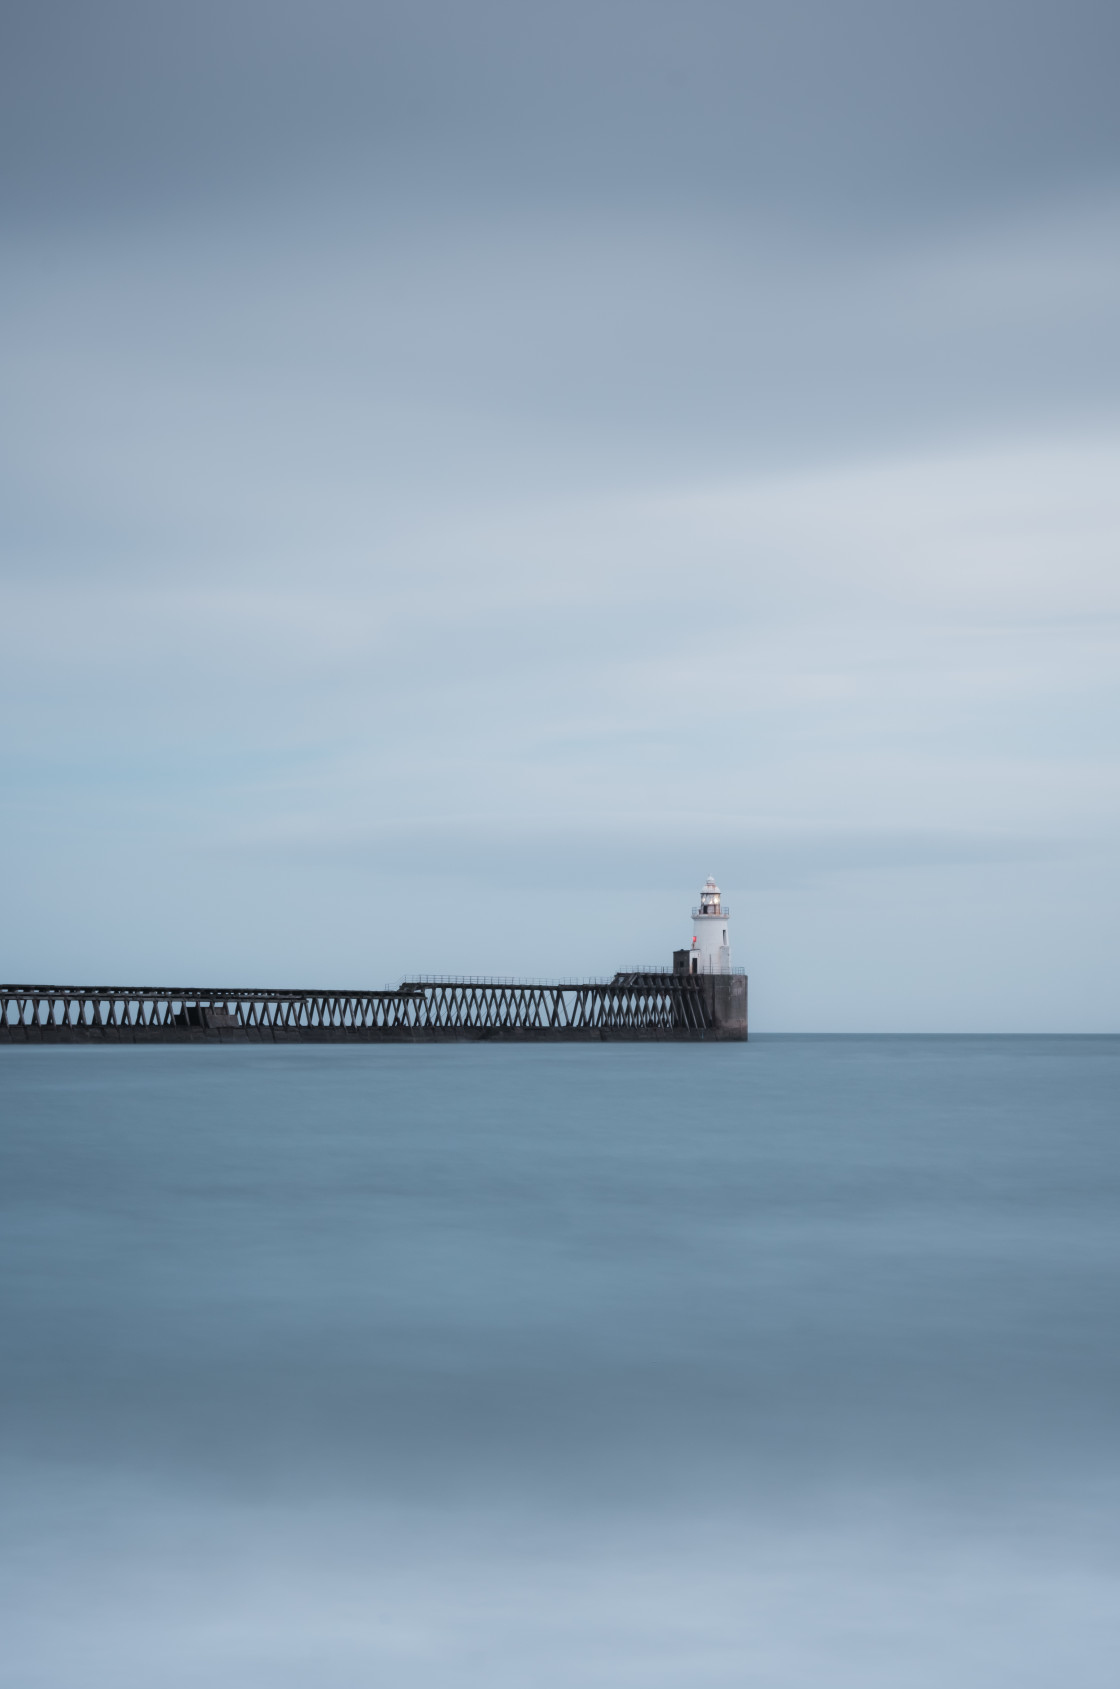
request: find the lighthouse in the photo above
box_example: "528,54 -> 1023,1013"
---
673,876 -> 732,976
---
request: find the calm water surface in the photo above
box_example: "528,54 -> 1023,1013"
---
2,1038 -> 1118,1685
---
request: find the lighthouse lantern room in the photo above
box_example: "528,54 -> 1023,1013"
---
673,876 -> 732,976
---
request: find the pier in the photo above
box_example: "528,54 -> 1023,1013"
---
0,972 -> 747,1043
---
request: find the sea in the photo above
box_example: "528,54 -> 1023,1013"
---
2,1037 -> 1118,1687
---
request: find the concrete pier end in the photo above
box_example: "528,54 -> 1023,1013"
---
701,974 -> 749,1040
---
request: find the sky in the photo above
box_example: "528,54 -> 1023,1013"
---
2,0 -> 1118,1029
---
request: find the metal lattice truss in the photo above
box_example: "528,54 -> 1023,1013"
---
0,975 -> 713,1041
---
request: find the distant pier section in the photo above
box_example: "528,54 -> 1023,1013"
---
1,879 -> 747,1043
0,973 -> 746,1042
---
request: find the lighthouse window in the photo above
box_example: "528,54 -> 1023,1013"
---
723,929 -> 727,944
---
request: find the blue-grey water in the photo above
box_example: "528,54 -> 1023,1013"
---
2,1038 -> 1119,1686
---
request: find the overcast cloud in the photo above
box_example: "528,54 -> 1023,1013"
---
2,0 -> 1118,1027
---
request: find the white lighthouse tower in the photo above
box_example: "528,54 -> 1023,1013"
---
674,876 -> 732,975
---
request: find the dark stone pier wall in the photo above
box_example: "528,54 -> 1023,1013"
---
703,974 -> 749,1040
